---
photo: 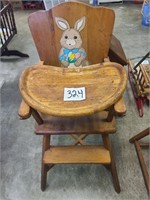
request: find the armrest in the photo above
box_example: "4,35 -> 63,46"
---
104,58 -> 126,116
18,99 -> 31,119
109,35 -> 127,66
114,97 -> 126,116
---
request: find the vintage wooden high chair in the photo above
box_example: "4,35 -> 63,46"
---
18,1 -> 127,193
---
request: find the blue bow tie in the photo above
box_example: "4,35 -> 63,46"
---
63,48 -> 79,54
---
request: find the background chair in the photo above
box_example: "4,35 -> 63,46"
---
129,127 -> 150,194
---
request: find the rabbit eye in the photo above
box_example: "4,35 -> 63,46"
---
65,36 -> 68,39
74,36 -> 77,39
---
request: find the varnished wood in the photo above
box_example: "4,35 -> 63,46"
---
34,111 -> 116,135
134,141 -> 150,194
140,64 -> 150,86
129,127 -> 149,143
139,143 -> 149,148
71,134 -> 87,146
71,134 -> 85,145
18,2 -> 128,192
18,99 -> 31,119
129,128 -> 150,194
106,105 -> 114,122
128,59 -> 150,115
31,108 -> 43,125
42,135 -> 50,155
20,63 -> 127,117
43,146 -> 111,164
109,35 -> 127,66
102,135 -> 121,193
128,59 -> 150,98
41,135 -> 54,191
28,2 -> 115,65
114,97 -> 126,116
103,57 -> 126,116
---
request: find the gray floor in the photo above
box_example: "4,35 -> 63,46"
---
1,2 -> 150,200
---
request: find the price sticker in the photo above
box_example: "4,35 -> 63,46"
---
64,87 -> 86,101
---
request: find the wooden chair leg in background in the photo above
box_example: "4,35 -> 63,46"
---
102,135 -> 121,193
129,128 -> 149,143
129,128 -> 150,194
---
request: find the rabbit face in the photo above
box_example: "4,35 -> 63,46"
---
55,16 -> 86,50
61,29 -> 82,50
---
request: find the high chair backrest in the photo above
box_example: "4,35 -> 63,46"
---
28,1 -> 115,66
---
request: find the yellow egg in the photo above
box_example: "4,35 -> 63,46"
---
70,53 -> 75,61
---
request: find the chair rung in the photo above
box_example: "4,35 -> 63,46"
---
35,111 -> 116,135
43,145 -> 111,164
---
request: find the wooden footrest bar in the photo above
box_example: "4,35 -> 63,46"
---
43,145 -> 111,164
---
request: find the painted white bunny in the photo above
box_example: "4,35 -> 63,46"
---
55,16 -> 87,68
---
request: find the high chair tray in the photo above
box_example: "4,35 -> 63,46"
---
19,62 -> 127,117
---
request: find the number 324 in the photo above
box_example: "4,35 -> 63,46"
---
67,89 -> 84,98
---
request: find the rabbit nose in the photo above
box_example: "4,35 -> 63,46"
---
66,39 -> 76,46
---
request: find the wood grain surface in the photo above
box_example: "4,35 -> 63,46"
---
28,1 -> 115,65
43,145 -> 111,164
19,62 -> 127,117
35,111 -> 116,135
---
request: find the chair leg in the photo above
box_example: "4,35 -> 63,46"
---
134,140 -> 150,194
41,135 -> 50,191
129,127 -> 149,143
110,159 -> 121,193
102,135 -> 121,193
41,163 -> 48,191
41,164 -> 54,191
129,128 -> 150,194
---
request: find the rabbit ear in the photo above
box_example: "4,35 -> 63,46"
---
55,17 -> 70,30
74,16 -> 86,32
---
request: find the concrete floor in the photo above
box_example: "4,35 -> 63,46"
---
1,2 -> 150,200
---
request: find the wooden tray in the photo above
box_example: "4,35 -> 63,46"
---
19,63 -> 127,117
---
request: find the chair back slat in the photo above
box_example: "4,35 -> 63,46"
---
28,2 -> 115,66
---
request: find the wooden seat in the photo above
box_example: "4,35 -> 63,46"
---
18,1 -> 128,193
35,111 -> 116,135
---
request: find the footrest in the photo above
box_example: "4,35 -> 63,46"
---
43,145 -> 111,164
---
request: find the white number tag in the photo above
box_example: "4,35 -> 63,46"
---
64,87 -> 86,101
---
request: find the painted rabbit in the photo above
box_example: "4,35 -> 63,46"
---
55,16 -> 87,68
